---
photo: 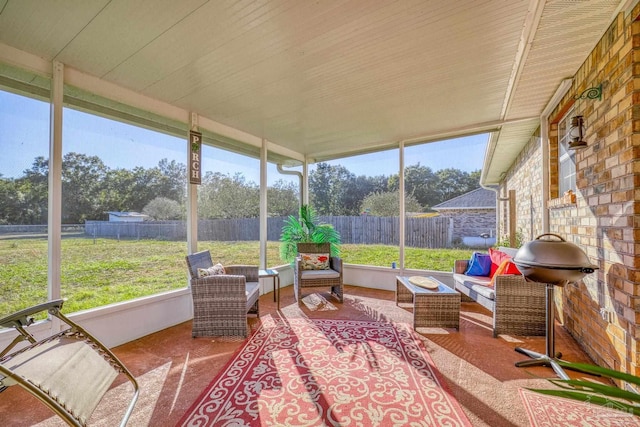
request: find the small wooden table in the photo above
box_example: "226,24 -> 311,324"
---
395,276 -> 460,330
259,269 -> 280,310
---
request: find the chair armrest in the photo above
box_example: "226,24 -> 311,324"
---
191,275 -> 247,298
225,265 -> 259,282
0,299 -> 64,329
330,257 -> 342,272
492,275 -> 546,337
454,260 -> 468,274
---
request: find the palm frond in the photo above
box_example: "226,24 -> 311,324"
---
528,360 -> 640,418
556,361 -> 640,388
527,388 -> 640,416
279,205 -> 342,264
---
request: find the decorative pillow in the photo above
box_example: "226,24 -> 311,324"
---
464,252 -> 492,276
197,263 -> 226,278
489,248 -> 513,277
488,259 -> 521,287
300,253 -> 330,270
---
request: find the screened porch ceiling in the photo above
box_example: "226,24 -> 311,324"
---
0,0 -> 628,184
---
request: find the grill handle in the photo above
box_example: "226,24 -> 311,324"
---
535,233 -> 565,242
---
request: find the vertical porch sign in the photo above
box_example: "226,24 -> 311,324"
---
189,131 -> 202,185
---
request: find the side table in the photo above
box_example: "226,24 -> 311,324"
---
396,276 -> 460,330
259,269 -> 280,310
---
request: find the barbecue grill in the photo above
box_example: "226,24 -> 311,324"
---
511,233 -> 598,379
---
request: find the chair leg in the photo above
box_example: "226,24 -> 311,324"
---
332,284 -> 343,302
249,300 -> 259,317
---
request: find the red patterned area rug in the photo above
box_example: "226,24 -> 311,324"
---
178,318 -> 471,427
520,388 -> 640,427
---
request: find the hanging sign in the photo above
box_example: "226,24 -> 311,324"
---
189,131 -> 202,185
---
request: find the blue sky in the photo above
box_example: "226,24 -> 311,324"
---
0,90 -> 488,183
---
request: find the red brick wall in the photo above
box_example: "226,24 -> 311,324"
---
500,130 -> 545,245
501,8 -> 640,377
556,9 -> 639,375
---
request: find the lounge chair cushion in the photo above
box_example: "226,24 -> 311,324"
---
300,269 -> 340,279
245,282 -> 260,312
453,274 -> 495,300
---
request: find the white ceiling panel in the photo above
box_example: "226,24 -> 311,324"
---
0,0 -> 629,181
0,0 -> 109,58
57,0 -> 210,78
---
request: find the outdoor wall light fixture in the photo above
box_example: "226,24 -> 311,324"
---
567,83 -> 601,150
569,115 -> 587,150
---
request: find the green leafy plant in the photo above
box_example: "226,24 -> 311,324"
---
495,229 -> 525,248
529,360 -> 640,416
279,205 -> 341,264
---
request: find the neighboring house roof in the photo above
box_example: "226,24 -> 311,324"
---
106,211 -> 148,218
432,188 -> 496,211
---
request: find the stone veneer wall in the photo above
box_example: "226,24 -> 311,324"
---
501,9 -> 640,377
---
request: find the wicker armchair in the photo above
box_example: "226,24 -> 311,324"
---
185,251 -> 260,338
294,243 -> 343,303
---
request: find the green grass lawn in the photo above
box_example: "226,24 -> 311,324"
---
0,237 -> 473,316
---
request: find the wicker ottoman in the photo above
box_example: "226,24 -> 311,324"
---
396,276 -> 460,330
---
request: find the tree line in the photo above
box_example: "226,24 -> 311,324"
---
0,152 -> 480,224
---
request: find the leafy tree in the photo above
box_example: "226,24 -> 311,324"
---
3,152 -> 481,226
142,197 -> 183,220
101,168 -> 137,214
469,170 -> 481,186
309,163 -> 355,215
267,179 -> 299,217
436,168 -> 480,202
342,175 -> 389,215
61,153 -> 108,223
360,191 -> 422,216
405,164 -> 440,208
17,156 -> 49,224
388,163 -> 439,209
0,177 -> 20,224
199,172 -> 260,219
156,159 -> 187,204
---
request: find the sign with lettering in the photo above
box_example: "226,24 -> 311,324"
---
189,131 -> 202,185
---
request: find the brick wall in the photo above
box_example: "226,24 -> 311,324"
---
500,130 -> 546,245
436,209 -> 495,242
500,9 -> 640,377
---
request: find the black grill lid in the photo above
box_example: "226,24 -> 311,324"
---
513,233 -> 598,271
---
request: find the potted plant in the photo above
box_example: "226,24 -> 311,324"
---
279,205 -> 341,264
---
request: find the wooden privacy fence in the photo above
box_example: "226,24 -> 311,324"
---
84,216 -> 453,248
320,216 -> 452,248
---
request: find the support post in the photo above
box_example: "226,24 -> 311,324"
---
48,61 -> 63,301
509,189 -> 516,247
187,112 -> 199,255
259,139 -> 268,269
398,141 -> 405,271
